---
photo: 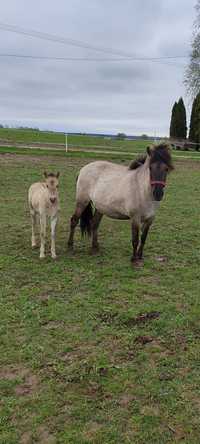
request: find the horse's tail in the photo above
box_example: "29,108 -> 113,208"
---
80,202 -> 93,237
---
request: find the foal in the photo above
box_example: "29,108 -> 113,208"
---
68,143 -> 173,265
28,172 -> 60,259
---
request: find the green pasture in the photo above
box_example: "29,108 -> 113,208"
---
1,151 -> 200,443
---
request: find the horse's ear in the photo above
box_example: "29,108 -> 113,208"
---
56,172 -> 60,178
44,171 -> 48,178
146,146 -> 152,156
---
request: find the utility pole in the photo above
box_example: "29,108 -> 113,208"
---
65,133 -> 68,152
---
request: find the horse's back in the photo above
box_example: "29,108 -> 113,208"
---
77,161 -> 127,196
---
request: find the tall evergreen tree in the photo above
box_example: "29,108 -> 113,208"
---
177,98 -> 187,139
169,101 -> 178,138
169,98 -> 187,139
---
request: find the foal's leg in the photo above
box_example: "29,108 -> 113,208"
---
51,214 -> 58,259
67,204 -> 83,249
91,210 -> 103,253
31,211 -> 37,248
39,213 -> 47,259
137,218 -> 153,260
131,221 -> 140,263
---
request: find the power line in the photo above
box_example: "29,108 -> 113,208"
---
0,22 -> 189,61
0,53 -> 189,64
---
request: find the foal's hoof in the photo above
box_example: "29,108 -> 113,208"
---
32,244 -> 38,249
51,254 -> 57,260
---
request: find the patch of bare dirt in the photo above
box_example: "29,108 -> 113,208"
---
118,393 -> 135,407
0,365 -> 39,397
0,152 -> 89,168
124,311 -> 160,327
134,335 -> 154,345
20,431 -> 32,444
15,374 -> 39,396
0,365 -> 29,381
37,426 -> 56,444
83,421 -> 102,441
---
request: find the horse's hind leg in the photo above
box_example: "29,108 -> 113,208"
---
91,210 -> 103,253
137,218 -> 153,260
67,204 -> 83,249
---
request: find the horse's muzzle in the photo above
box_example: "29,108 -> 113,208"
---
50,197 -> 56,204
152,185 -> 164,201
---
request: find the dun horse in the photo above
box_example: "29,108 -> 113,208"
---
28,172 -> 60,259
68,143 -> 173,264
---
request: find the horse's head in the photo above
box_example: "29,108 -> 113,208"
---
147,143 -> 173,201
44,171 -> 60,204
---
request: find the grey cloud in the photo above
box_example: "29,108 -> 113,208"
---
0,0 -> 196,135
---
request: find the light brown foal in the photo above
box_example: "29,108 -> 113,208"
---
28,172 -> 60,259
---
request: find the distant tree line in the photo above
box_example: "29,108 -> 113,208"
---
0,125 -> 40,130
169,95 -> 200,150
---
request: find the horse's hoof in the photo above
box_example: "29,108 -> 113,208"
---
91,247 -> 99,255
51,254 -> 57,260
67,242 -> 73,251
32,244 -> 37,249
131,258 -> 144,268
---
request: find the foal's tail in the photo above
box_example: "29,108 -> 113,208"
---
80,202 -> 93,237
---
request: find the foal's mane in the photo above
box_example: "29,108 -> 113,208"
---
129,143 -> 173,171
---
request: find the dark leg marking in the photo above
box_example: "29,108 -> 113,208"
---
131,222 -> 140,262
137,219 -> 153,259
67,205 -> 83,248
91,210 -> 103,252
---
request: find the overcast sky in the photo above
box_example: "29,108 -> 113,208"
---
0,0 -> 196,135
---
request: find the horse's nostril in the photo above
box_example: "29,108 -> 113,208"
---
153,189 -> 164,201
50,198 -> 56,204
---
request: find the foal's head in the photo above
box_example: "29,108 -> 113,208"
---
147,143 -> 173,201
44,171 -> 60,204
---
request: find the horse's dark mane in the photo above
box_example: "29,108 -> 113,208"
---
129,143 -> 173,171
129,155 -> 146,170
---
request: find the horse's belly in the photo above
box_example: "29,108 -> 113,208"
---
107,212 -> 130,220
95,202 -> 129,220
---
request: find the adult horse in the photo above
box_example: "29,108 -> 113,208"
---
68,143 -> 173,265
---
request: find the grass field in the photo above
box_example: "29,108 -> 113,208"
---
1,151 -> 200,443
0,128 -> 155,153
1,128 -> 200,163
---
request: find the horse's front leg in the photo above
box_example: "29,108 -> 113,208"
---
51,214 -> 58,259
39,213 -> 47,259
137,218 -> 153,260
30,211 -> 37,248
131,221 -> 140,264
